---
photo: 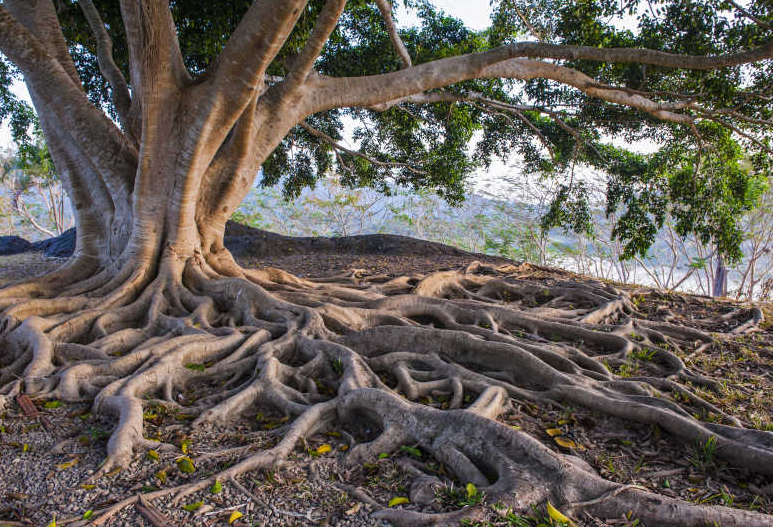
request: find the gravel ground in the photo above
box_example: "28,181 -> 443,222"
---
1,237 -> 772,526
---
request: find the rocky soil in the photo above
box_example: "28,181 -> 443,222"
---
0,226 -> 771,527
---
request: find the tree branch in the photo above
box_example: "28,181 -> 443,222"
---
0,6 -> 137,192
727,0 -> 772,30
312,54 -> 697,126
375,0 -> 412,68
299,120 -> 427,175
283,0 -> 348,96
205,0 -> 309,121
310,38 -> 773,116
77,0 -> 134,140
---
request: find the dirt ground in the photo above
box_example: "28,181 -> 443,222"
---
0,241 -> 772,527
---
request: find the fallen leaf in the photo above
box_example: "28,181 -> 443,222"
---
44,401 -> 62,409
57,458 -> 79,470
228,511 -> 243,524
176,456 -> 195,474
547,501 -> 572,525
316,444 -> 332,455
545,428 -> 562,437
465,482 -> 478,499
183,501 -> 203,512
17,394 -> 38,418
156,470 -> 167,484
181,439 -> 191,454
211,480 -> 223,494
44,518 -> 56,527
105,467 -> 122,477
82,510 -> 93,520
388,497 -> 410,507
345,502 -> 362,515
80,484 -> 95,490
6,492 -> 28,500
553,436 -> 581,449
147,450 -> 159,461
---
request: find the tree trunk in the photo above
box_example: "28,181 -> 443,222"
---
713,253 -> 728,297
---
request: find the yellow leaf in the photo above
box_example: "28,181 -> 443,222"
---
388,497 -> 409,507
325,431 -> 341,437
181,439 -> 191,454
553,437 -> 580,449
45,519 -> 56,527
465,483 -> 478,499
316,444 -> 332,455
57,458 -> 79,470
339,444 -> 349,451
545,428 -> 562,437
146,450 -> 159,461
22,443 -> 29,452
547,501 -> 571,525
80,484 -> 95,490
156,470 -> 167,484
105,467 -> 122,477
228,511 -> 243,524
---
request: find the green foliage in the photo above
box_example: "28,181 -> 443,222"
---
3,0 -> 770,262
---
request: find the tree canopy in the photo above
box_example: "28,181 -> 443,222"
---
2,0 -> 770,262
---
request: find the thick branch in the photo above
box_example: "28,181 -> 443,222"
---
283,0 -> 347,96
375,0 -> 412,68
77,0 -> 133,137
310,38 -> 773,117
313,55 -> 694,125
0,6 -> 137,193
203,0 -> 309,130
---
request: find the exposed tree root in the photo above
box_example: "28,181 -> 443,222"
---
2,259 -> 772,526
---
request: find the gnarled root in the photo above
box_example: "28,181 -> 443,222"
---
1,258 -> 771,526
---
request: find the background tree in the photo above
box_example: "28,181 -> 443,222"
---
1,124 -> 72,238
1,1 -> 773,525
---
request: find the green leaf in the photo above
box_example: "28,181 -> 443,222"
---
43,401 -> 62,409
82,510 -> 93,520
146,450 -> 159,461
176,456 -> 195,474
184,363 -> 206,372
378,452 -> 389,459
399,445 -> 422,458
182,501 -> 203,512
211,480 -> 223,494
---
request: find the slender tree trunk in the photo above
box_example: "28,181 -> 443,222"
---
713,253 -> 728,297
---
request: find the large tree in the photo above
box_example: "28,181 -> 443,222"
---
1,0 -> 772,524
